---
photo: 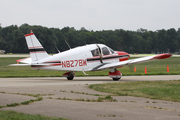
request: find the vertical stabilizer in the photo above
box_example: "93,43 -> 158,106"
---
25,31 -> 49,62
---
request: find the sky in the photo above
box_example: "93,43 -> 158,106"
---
0,0 -> 180,31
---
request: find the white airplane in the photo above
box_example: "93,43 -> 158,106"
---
10,31 -> 172,81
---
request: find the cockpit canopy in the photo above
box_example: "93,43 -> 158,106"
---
91,46 -> 115,57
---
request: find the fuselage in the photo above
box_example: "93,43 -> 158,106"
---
31,44 -> 130,71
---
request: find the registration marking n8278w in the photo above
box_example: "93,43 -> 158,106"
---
61,59 -> 87,68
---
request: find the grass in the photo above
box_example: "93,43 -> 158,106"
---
145,106 -> 175,111
97,95 -> 117,102
0,57 -> 180,77
70,90 -> 101,96
0,97 -> 43,108
97,114 -> 116,117
0,110 -> 68,120
0,92 -> 54,97
0,92 -> 44,108
89,80 -> 180,102
57,95 -> 117,102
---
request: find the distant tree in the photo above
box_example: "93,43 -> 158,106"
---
1,24 -> 179,54
166,28 -> 177,52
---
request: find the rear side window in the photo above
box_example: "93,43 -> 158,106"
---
91,49 -> 100,56
102,47 -> 110,55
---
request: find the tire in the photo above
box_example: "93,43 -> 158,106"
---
113,78 -> 120,81
67,75 -> 74,80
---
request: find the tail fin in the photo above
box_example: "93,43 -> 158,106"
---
25,31 -> 49,62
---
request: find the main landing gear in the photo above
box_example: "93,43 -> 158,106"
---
63,69 -> 122,81
63,72 -> 75,80
108,69 -> 122,81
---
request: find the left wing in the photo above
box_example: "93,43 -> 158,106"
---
92,53 -> 172,71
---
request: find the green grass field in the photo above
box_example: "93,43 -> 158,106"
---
0,110 -> 68,120
89,80 -> 180,102
0,57 -> 180,77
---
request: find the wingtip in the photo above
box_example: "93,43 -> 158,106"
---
152,53 -> 172,59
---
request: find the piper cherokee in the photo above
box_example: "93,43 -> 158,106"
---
10,31 -> 172,81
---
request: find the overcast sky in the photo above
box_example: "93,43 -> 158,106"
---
0,0 -> 180,31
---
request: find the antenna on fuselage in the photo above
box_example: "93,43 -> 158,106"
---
55,46 -> 60,53
65,40 -> 71,49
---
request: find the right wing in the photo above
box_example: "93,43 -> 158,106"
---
92,53 -> 172,71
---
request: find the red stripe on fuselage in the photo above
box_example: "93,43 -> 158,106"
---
31,63 -> 62,68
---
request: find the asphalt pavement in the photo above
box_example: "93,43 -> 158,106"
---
0,76 -> 180,120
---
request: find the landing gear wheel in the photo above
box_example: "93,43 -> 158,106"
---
113,78 -> 120,81
108,69 -> 122,81
63,72 -> 75,80
67,75 -> 74,80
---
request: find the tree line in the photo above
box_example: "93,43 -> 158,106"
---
0,23 -> 180,54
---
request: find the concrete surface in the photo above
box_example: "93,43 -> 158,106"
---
0,76 -> 180,120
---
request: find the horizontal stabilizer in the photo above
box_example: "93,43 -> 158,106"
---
9,64 -> 31,66
9,63 -> 51,67
16,57 -> 31,64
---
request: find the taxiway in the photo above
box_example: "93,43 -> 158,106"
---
0,76 -> 180,120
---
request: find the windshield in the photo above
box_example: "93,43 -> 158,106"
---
108,47 -> 115,54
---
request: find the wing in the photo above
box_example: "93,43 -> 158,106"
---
92,53 -> 172,71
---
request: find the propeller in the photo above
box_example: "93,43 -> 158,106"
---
96,44 -> 103,63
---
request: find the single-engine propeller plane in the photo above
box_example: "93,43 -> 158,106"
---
10,31 -> 172,81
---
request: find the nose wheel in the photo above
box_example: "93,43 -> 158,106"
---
108,69 -> 122,81
63,72 -> 75,80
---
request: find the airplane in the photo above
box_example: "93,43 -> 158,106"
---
10,31 -> 172,81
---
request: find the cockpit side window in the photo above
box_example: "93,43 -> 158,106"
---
91,48 -> 100,56
102,47 -> 110,55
